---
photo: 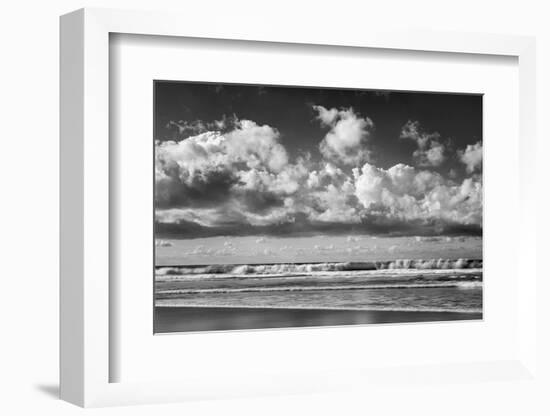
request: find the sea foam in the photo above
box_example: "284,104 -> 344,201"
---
156,258 -> 482,277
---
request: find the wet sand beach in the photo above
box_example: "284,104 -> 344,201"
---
154,306 -> 482,333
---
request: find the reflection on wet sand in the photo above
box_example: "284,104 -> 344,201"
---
154,306 -> 481,333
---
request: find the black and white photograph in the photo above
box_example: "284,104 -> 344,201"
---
2,0 -> 547,412
154,81 -> 483,333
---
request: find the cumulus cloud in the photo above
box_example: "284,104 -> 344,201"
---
303,163 -> 360,224
458,141 -> 482,173
156,115 -> 482,238
214,241 -> 237,256
156,118 -> 291,213
353,163 -> 482,225
313,105 -> 374,166
226,120 -> 289,172
188,245 -> 215,256
413,142 -> 445,167
400,120 -> 446,167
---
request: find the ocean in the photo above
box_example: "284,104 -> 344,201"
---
155,259 -> 483,319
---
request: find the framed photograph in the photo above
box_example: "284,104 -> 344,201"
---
153,81 -> 483,334
60,8 -> 538,408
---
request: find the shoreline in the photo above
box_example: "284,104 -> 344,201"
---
154,306 -> 482,333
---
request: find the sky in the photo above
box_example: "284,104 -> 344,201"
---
154,81 -> 483,242
155,235 -> 482,266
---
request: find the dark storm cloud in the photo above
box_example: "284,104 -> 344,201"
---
155,215 -> 482,240
238,189 -> 285,214
155,167 -> 239,209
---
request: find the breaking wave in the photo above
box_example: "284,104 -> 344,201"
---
156,258 -> 482,277
155,260 -> 483,314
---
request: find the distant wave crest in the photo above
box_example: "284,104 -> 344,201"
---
156,258 -> 482,277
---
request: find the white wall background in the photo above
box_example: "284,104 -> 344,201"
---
0,0 -> 548,414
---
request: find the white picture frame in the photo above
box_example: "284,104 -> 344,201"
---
60,7 -> 538,407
